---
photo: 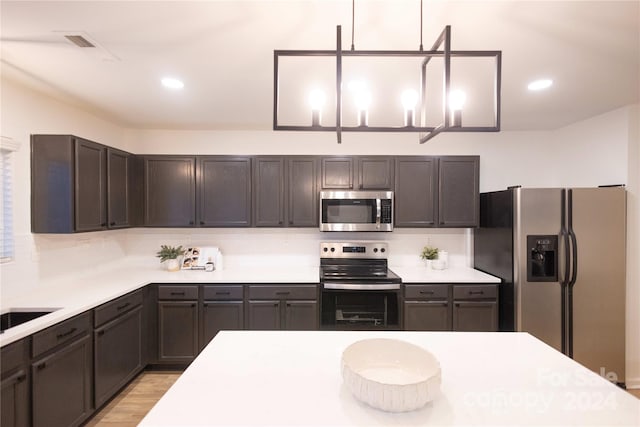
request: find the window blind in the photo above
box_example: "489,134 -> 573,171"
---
0,136 -> 19,263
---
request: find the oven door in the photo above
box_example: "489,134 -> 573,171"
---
320,285 -> 400,330
319,191 -> 393,232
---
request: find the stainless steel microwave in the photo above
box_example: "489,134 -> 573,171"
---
319,190 -> 393,232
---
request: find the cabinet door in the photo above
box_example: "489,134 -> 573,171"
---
106,148 -> 130,228
144,157 -> 196,226
404,301 -> 451,331
198,157 -> 251,227
31,135 -> 75,233
75,138 -> 106,231
253,157 -> 285,227
202,302 -> 244,346
358,157 -> 394,190
248,301 -> 281,330
321,157 -> 354,189
394,157 -> 437,227
284,300 -> 318,330
31,334 -> 93,427
288,157 -> 318,227
158,301 -> 199,363
94,306 -> 143,408
1,370 -> 29,427
438,156 -> 479,227
452,301 -> 498,331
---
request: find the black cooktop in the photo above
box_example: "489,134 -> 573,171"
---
319,259 -> 401,283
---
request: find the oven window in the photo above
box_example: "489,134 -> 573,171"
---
323,199 -> 374,223
321,289 -> 399,329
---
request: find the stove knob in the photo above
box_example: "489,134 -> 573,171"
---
330,247 -> 335,252
323,247 -> 328,252
373,248 -> 378,253
381,248 -> 386,253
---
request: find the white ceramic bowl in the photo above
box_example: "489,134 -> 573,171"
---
341,338 -> 441,412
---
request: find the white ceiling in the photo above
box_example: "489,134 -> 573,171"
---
1,0 -> 639,132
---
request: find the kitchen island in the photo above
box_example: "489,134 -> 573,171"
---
139,331 -> 639,426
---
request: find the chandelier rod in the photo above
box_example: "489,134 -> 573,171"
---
351,0 -> 355,50
420,0 -> 424,50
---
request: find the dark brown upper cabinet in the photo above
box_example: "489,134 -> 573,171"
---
143,156 -> 196,227
357,157 -> 395,190
321,156 -> 394,190
74,139 -> 107,232
106,148 -> 132,229
287,157 -> 318,227
31,135 -> 111,233
438,156 -> 480,227
394,157 -> 438,227
253,157 -> 285,227
321,157 -> 354,189
197,156 -> 251,227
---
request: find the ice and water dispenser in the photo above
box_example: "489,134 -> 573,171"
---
527,235 -> 558,282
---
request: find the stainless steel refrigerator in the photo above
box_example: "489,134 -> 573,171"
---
474,186 -> 626,384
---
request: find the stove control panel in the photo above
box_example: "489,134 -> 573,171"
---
320,242 -> 388,259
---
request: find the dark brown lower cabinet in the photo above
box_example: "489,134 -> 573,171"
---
284,301 -> 317,330
94,305 -> 143,407
248,301 -> 281,330
452,301 -> 498,331
404,301 -> 451,331
248,285 -> 318,330
248,300 -> 318,330
202,302 -> 244,345
403,284 -> 451,331
1,340 -> 29,427
31,334 -> 93,427
452,284 -> 499,332
157,301 -> 199,363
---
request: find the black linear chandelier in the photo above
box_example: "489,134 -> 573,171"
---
273,0 -> 501,144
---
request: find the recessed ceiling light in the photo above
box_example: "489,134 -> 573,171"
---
161,77 -> 184,90
528,79 -> 553,91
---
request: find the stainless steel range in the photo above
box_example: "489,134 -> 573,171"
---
319,241 -> 401,329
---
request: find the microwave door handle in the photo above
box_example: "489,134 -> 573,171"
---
376,199 -> 381,229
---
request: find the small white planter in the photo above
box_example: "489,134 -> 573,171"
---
165,258 -> 180,272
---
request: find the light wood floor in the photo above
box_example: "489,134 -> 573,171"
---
85,371 -> 181,427
86,372 -> 639,426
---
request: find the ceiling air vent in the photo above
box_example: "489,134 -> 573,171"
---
64,34 -> 95,48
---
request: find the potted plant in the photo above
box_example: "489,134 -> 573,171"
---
420,245 -> 439,269
156,245 -> 185,272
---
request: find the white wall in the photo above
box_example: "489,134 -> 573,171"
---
1,77 -> 638,385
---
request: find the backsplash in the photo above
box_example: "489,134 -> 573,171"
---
1,228 -> 472,302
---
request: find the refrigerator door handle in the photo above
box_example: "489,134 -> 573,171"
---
567,189 -> 578,288
560,227 -> 570,286
568,228 -> 578,287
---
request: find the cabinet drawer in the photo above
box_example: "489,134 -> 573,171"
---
248,285 -> 317,300
453,285 -> 497,300
94,289 -> 143,327
404,284 -> 448,300
1,339 -> 28,376
32,312 -> 92,358
203,285 -> 243,301
158,285 -> 198,300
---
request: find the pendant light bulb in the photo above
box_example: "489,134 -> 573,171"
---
309,89 -> 326,111
354,91 -> 372,111
401,89 -> 419,111
449,89 -> 466,111
309,89 -> 325,127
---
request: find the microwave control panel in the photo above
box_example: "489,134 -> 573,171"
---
381,199 -> 392,224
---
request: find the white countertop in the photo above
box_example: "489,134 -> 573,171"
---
0,262 -> 498,347
139,331 -> 640,427
390,266 -> 500,284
